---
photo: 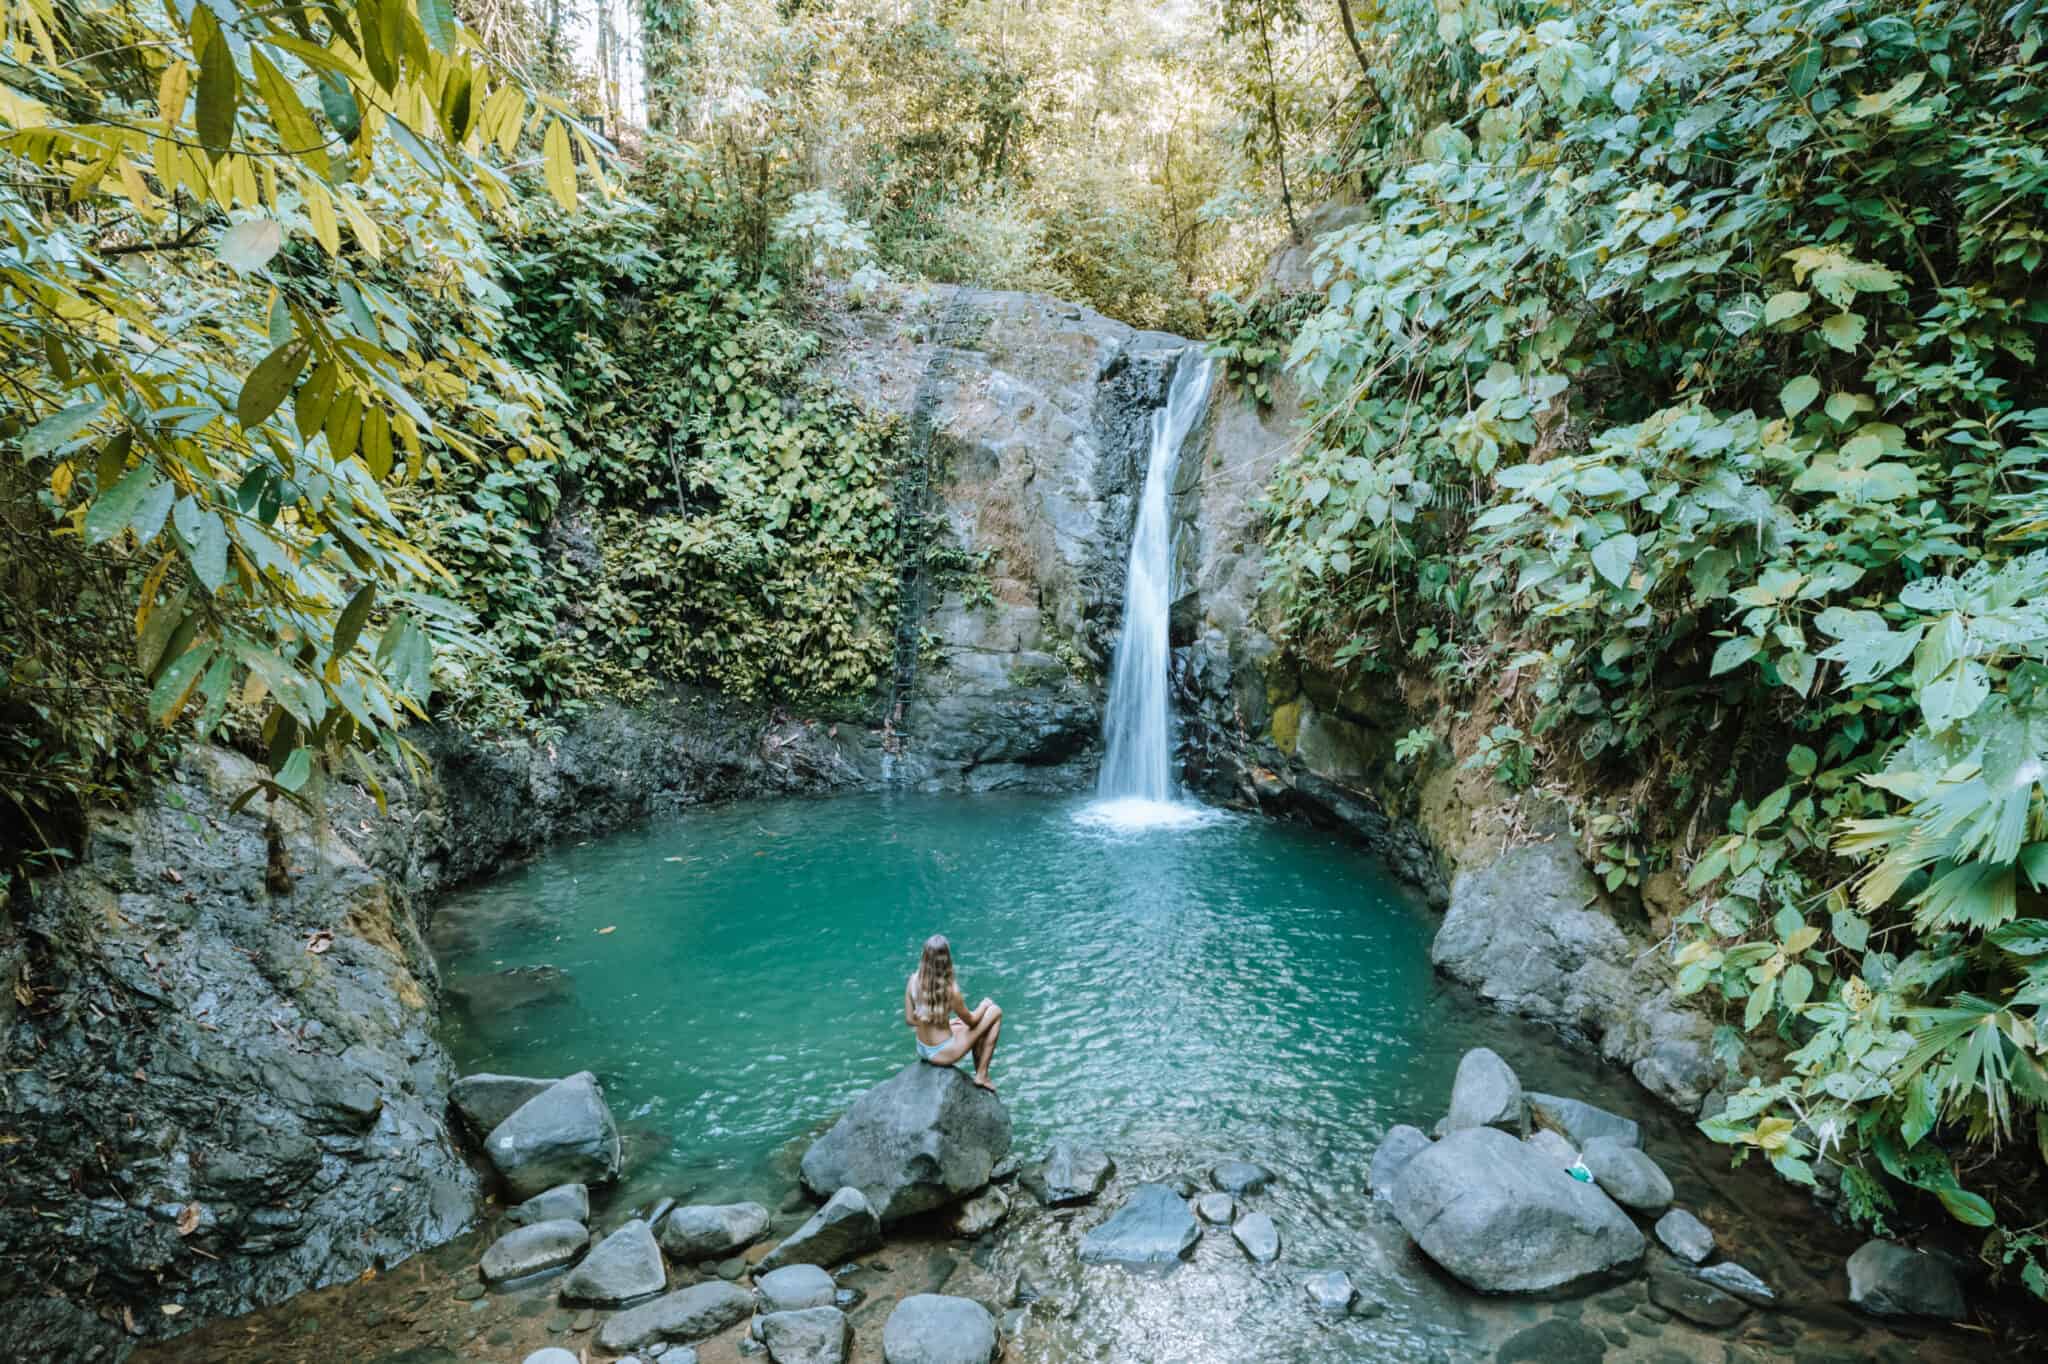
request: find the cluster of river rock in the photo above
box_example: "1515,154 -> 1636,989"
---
1373,1046 -> 1969,1328
445,1036 -> 1972,1364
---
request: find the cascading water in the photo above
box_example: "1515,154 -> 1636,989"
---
1087,350 -> 1215,827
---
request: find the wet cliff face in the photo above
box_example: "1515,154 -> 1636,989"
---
0,748 -> 473,1360
818,283 -> 1189,792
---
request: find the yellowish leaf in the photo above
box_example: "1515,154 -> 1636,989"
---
542,117 -> 576,212
303,177 -> 340,255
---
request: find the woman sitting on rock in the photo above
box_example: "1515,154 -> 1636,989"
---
905,933 -> 1003,1093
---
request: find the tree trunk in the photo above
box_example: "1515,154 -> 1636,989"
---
1258,9 -> 1301,242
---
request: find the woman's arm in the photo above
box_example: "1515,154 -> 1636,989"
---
952,985 -> 983,1026
904,980 -> 916,1028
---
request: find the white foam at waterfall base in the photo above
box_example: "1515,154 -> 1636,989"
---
1071,795 -> 1225,833
1083,350 -> 1215,828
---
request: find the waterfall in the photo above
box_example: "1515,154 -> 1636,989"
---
1091,350 -> 1214,821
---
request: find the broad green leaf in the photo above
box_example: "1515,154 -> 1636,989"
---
237,339 -> 308,427
250,48 -> 327,177
1787,745 -> 1817,777
171,496 -> 229,594
149,643 -> 212,725
418,0 -> 460,53
1711,635 -> 1761,676
275,746 -> 314,792
193,10 -> 239,160
24,400 -> 102,456
1820,311 -> 1867,352
1764,291 -> 1810,325
1780,375 -> 1820,417
1831,910 -> 1870,952
84,463 -> 161,545
333,583 -> 377,659
1591,532 -> 1638,588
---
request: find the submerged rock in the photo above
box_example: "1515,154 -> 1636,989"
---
1369,1125 -> 1433,1198
560,1218 -> 665,1305
1649,1259 -> 1750,1328
758,1187 -> 883,1272
1495,1318 -> 1609,1363
1447,1048 -> 1524,1132
446,963 -> 574,1017
1848,1240 -> 1964,1319
757,1264 -> 837,1313
881,1293 -> 998,1364
479,1219 -> 589,1283
1078,1184 -> 1200,1265
1654,1208 -> 1714,1265
1580,1136 -> 1672,1213
508,1182 -> 589,1227
1195,1192 -> 1235,1224
1389,1127 -> 1644,1293
799,1063 -> 1012,1223
760,1305 -> 851,1364
1020,1142 -> 1115,1206
659,1202 -> 771,1261
597,1280 -> 756,1352
1301,1269 -> 1358,1313
1527,1093 -> 1640,1150
483,1071 -> 623,1200
1232,1211 -> 1282,1264
1211,1159 -> 1274,1195
454,1073 -> 558,1136
524,1350 -> 583,1364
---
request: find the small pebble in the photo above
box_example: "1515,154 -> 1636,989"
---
571,1307 -> 597,1331
452,1283 -> 486,1302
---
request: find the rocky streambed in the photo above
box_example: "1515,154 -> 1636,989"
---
134,1045 -> 2006,1364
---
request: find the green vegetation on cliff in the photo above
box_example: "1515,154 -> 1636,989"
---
1251,0 -> 2048,1294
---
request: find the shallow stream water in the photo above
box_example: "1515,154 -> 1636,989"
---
141,793 -> 2009,1363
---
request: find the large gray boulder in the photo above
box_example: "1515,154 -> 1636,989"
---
756,1264 -> 837,1313
881,1293 -> 998,1364
1077,1183 -> 1200,1265
1020,1142 -> 1115,1206
597,1280 -> 756,1352
799,1063 -> 1013,1223
479,1219 -> 589,1283
758,1187 -> 883,1272
560,1218 -> 665,1305
761,1305 -> 851,1364
1580,1135 -> 1672,1213
659,1202 -> 771,1261
1369,1125 -> 1432,1199
1527,1093 -> 1640,1149
1389,1126 -> 1644,1293
1446,1048 -> 1523,1131
453,1073 -> 558,1136
1846,1240 -> 1964,1319
483,1071 -> 622,1200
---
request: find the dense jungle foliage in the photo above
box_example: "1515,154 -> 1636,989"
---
8,0 -> 2048,1312
1253,0 -> 2048,1299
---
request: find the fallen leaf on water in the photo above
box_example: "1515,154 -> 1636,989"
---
596,925 -> 616,935
176,1202 -> 201,1236
123,1307 -> 137,1334
161,1303 -> 183,1316
305,930 -> 334,955
161,867 -> 183,885
359,1265 -> 378,1283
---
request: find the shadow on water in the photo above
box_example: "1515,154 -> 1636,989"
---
138,793 -> 2019,1363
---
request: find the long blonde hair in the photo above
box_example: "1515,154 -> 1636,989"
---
914,934 -> 954,1024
